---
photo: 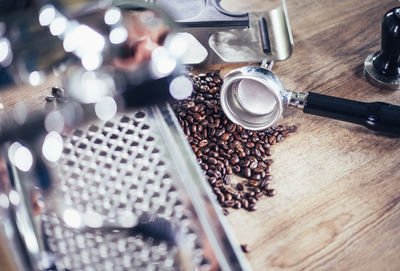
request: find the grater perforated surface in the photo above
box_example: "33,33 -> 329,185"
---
41,108 -> 210,271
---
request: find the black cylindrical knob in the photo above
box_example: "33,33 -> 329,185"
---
364,6 -> 400,90
372,7 -> 400,77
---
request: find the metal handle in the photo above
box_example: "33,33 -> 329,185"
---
303,92 -> 400,135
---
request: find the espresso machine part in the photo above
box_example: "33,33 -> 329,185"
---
0,1 -> 252,270
364,6 -> 400,90
153,0 -> 293,64
220,65 -> 400,135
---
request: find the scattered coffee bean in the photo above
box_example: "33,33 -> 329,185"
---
51,86 -> 64,98
172,71 -> 296,213
46,86 -> 67,105
241,244 -> 250,253
223,208 -> 230,216
45,96 -> 55,103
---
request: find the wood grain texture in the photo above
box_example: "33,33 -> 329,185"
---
217,0 -> 400,270
1,0 -> 400,270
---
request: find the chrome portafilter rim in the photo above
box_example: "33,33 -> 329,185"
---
220,66 -> 286,131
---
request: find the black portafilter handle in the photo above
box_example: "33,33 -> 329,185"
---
372,7 -> 400,77
303,92 -> 400,135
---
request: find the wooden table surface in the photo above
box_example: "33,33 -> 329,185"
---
219,0 -> 400,270
1,0 -> 400,270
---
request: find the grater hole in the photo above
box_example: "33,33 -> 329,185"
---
105,121 -> 114,128
46,110 -> 206,270
89,125 -> 99,132
94,138 -> 103,144
78,143 -> 87,149
134,111 -> 146,119
121,116 -> 130,123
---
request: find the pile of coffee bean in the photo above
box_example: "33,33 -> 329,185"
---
172,71 -> 297,212
45,86 -> 66,104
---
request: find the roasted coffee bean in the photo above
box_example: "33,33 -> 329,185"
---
241,159 -> 250,167
243,167 -> 252,178
234,201 -> 241,209
241,199 -> 249,209
266,189 -> 276,197
269,135 -> 277,145
249,180 -> 259,187
248,204 -> 257,211
246,142 -> 255,148
224,200 -> 235,208
260,179 -> 270,189
252,174 -> 261,181
230,154 -> 239,164
52,86 -> 64,98
227,123 -> 236,132
45,95 -> 55,102
226,187 -> 237,195
253,167 -> 264,174
236,183 -> 244,191
208,157 -> 217,165
221,133 -> 230,141
224,175 -> 231,185
233,164 -> 241,173
249,161 -> 258,169
199,139 -> 208,148
223,208 -> 230,216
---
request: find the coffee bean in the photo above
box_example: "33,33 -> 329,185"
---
45,96 -> 55,102
248,204 -> 257,211
221,133 -> 230,141
52,86 -> 64,98
249,180 -> 259,187
199,139 -> 208,148
253,167 -> 264,174
234,201 -> 241,209
249,161 -> 258,169
246,142 -> 255,148
236,183 -> 244,191
208,157 -> 217,165
227,123 -> 236,133
223,208 -> 230,216
269,135 -> 277,145
230,154 -> 239,165
260,179 -> 270,189
243,168 -> 251,178
266,189 -> 276,197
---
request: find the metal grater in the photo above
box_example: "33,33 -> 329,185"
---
35,104 -> 250,271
